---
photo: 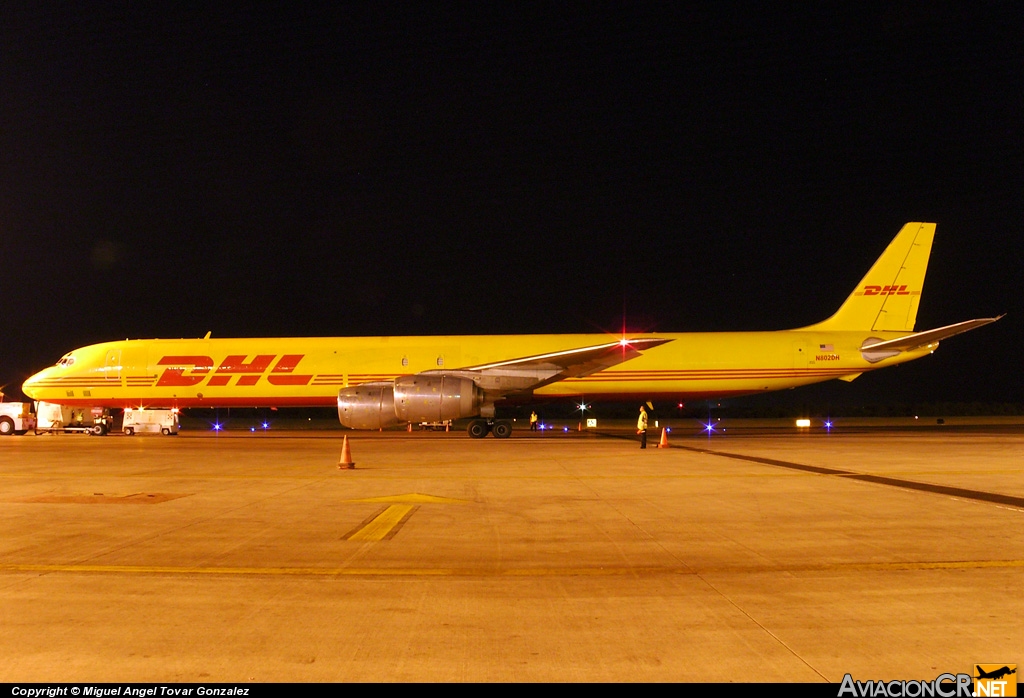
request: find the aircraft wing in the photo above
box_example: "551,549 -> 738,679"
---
860,316 -> 1003,362
420,337 -> 674,396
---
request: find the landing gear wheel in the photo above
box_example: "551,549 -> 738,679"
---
492,420 -> 512,438
467,419 -> 489,438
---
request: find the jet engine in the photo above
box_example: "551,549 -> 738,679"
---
393,375 -> 482,423
337,376 -> 483,429
337,382 -> 400,430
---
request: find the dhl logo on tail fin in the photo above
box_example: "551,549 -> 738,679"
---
804,222 -> 935,333
859,284 -> 915,296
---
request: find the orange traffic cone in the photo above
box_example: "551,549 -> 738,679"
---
657,428 -> 671,448
338,435 -> 355,469
407,422 -> 412,432
445,421 -> 450,432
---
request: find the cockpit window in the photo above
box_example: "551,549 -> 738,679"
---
56,354 -> 75,367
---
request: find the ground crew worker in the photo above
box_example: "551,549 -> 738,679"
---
637,405 -> 648,449
530,411 -> 538,431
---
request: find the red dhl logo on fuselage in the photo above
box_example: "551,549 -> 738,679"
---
861,285 -> 911,296
156,355 -> 312,387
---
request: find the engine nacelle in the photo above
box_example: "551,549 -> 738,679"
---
337,382 -> 401,430
394,375 -> 482,423
337,376 -> 483,430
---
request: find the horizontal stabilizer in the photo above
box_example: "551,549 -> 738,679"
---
860,316 -> 1003,362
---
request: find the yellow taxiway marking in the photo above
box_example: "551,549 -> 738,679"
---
342,493 -> 468,541
346,504 -> 418,541
348,493 -> 468,505
3,559 -> 1024,578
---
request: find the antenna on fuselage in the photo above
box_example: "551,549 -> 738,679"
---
203,331 -> 212,339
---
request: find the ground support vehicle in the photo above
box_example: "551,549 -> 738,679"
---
122,408 -> 179,435
0,402 -> 36,435
418,420 -> 452,431
34,402 -> 113,435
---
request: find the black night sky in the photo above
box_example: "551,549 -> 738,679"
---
1,3 -> 1020,407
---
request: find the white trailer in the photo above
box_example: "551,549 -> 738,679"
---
34,402 -> 113,435
0,402 -> 36,435
122,408 -> 179,436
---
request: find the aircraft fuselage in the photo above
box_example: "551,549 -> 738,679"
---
22,330 -> 930,409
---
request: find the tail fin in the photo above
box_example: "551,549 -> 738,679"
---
805,222 -> 936,332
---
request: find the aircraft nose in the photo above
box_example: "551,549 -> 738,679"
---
22,368 -> 50,399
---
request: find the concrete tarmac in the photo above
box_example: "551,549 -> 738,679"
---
1,426 -> 1022,682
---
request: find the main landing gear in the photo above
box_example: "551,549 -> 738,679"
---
467,418 -> 513,439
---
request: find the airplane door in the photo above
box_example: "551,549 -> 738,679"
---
104,349 -> 122,382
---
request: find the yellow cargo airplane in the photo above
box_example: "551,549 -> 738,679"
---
22,222 -> 1000,437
